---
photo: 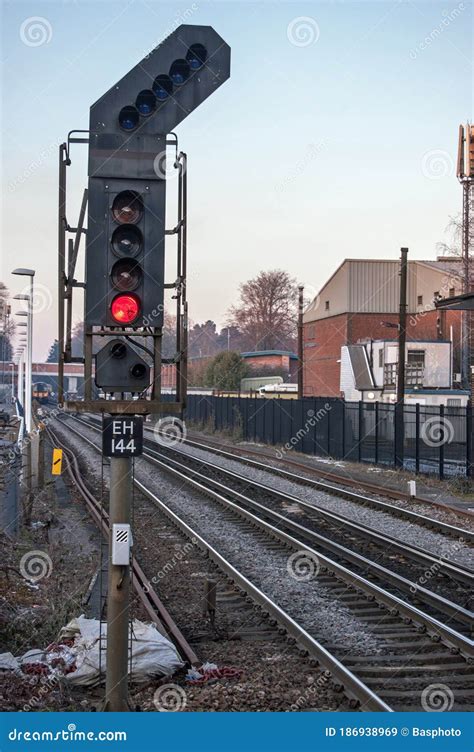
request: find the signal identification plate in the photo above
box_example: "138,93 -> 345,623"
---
103,416 -> 143,457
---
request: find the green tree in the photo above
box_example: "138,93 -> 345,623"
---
205,351 -> 250,391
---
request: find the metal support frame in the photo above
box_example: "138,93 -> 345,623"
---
57,133 -> 188,416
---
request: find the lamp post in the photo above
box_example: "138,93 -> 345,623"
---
12,269 -> 35,432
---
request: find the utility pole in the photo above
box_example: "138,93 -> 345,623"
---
297,285 -> 304,398
395,247 -> 408,468
105,456 -> 132,712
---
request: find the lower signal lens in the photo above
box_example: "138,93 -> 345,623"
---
110,342 -> 127,359
130,363 -> 147,379
111,259 -> 142,291
111,294 -> 140,324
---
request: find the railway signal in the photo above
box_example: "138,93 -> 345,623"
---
78,26 -> 231,402
54,24 -> 231,713
85,25 -> 231,367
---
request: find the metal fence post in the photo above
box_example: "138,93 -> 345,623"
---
358,401 -> 363,463
439,404 -> 445,480
467,401 -> 473,477
341,400 -> 345,459
415,403 -> 420,474
374,401 -> 379,465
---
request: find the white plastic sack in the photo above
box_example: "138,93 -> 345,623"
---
59,615 -> 183,686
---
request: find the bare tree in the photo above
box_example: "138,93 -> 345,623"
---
436,212 -> 474,286
227,270 -> 298,352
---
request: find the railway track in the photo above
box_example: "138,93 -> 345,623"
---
51,412 -> 474,711
43,422 -> 200,668
176,429 -> 474,524
67,413 -> 474,624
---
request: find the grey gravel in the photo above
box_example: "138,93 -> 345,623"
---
54,417 -> 384,657
164,439 -> 474,571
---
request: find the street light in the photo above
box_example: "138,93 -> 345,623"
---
12,268 -> 35,432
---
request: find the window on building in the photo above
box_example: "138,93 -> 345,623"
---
378,349 -> 383,368
407,350 -> 425,367
449,287 -> 455,297
325,300 -> 330,311
417,295 -> 423,306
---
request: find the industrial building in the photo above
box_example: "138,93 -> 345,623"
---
303,257 -> 465,400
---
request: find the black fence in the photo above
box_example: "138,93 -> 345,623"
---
183,395 -> 473,479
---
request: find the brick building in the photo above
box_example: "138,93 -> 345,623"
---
303,258 -> 464,397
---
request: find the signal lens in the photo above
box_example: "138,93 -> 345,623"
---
118,105 -> 139,131
136,89 -> 156,116
130,363 -> 147,379
111,259 -> 142,291
112,191 -> 143,224
169,59 -> 190,85
111,226 -> 142,257
186,44 -> 207,69
111,294 -> 140,324
153,74 -> 173,100
110,342 -> 127,359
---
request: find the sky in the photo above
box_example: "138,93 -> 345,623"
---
1,0 -> 472,360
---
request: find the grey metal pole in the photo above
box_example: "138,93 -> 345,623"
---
105,456 -> 132,712
25,279 -> 33,433
395,247 -> 408,468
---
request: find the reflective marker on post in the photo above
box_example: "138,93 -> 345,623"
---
52,447 -> 63,475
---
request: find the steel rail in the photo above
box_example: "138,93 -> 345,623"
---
50,414 -> 396,710
141,447 -> 474,630
141,441 -> 474,586
179,429 -> 474,524
44,423 -> 200,667
57,414 -> 474,654
60,413 -> 474,633
53,414 -> 474,710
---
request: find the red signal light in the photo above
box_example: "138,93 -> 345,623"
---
111,294 -> 140,324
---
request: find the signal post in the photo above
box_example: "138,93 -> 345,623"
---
57,26 -> 231,710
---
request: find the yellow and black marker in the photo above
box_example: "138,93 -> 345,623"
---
52,448 -> 63,475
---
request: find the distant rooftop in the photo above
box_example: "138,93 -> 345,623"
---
241,350 -> 298,360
